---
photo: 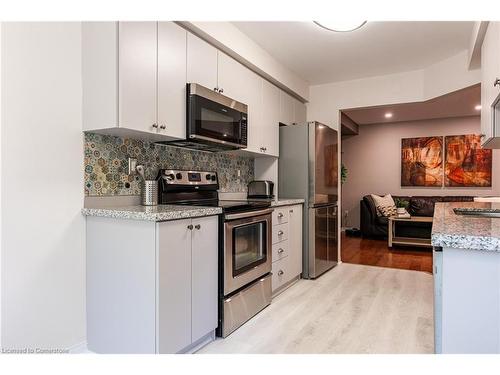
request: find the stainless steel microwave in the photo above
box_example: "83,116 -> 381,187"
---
165,83 -> 248,152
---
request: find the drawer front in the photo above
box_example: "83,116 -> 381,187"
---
272,240 -> 289,263
272,207 -> 289,225
272,223 -> 288,244
272,256 -> 291,292
222,274 -> 272,338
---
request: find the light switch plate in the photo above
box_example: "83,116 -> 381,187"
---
128,157 -> 137,175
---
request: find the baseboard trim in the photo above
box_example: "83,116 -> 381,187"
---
180,331 -> 215,354
68,341 -> 91,354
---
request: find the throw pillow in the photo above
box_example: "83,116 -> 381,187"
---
371,194 -> 396,217
378,204 -> 397,217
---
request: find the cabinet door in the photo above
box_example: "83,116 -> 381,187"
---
481,22 -> 500,144
218,52 -> 263,154
157,219 -> 192,353
157,22 -> 187,140
191,216 -> 219,343
293,98 -> 307,124
118,22 -> 158,133
279,90 -> 294,126
288,205 -> 303,276
261,79 -> 280,156
187,33 -> 218,91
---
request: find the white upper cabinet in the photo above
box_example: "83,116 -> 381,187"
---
118,22 -> 158,133
82,21 -> 186,140
481,22 -> 500,146
186,33 -> 218,91
279,90 -> 306,126
260,79 -> 280,156
293,98 -> 307,124
280,91 -> 295,126
157,22 -> 187,139
218,52 -> 265,154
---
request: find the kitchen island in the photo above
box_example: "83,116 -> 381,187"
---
431,201 -> 500,354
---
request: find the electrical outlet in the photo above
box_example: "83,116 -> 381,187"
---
128,157 -> 137,175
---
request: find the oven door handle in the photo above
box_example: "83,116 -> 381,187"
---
224,208 -> 274,221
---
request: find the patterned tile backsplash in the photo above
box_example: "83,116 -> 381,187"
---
84,132 -> 254,196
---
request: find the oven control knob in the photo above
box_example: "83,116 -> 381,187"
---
165,173 -> 175,181
206,174 -> 211,180
211,175 -> 216,181
176,173 -> 182,180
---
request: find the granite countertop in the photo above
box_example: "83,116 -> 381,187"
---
271,199 -> 305,207
432,202 -> 500,251
82,205 -> 222,222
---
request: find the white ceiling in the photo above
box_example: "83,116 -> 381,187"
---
342,84 -> 480,126
232,21 -> 474,85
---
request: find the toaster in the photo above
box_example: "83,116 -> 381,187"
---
247,180 -> 275,199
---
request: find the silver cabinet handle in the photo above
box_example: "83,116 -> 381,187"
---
278,248 -> 284,254
278,270 -> 284,276
278,230 -> 284,235
195,224 -> 201,230
278,212 -> 284,218
187,224 -> 193,230
152,123 -> 158,129
289,209 -> 293,213
495,78 -> 500,87
160,124 -> 166,130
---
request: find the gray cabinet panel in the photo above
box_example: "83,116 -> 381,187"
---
86,217 -> 156,353
157,219 -> 192,353
191,216 -> 219,343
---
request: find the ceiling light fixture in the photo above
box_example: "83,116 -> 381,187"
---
384,112 -> 393,118
475,104 -> 482,111
313,21 -> 367,32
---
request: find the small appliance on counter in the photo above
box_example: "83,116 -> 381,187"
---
247,180 -> 275,199
156,168 -> 273,338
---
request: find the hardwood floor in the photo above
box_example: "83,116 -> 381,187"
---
199,263 -> 434,354
341,232 -> 433,273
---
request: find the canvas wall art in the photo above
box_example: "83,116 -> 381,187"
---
444,134 -> 492,187
401,136 -> 443,187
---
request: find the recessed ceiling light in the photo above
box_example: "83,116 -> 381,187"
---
384,112 -> 393,118
475,104 -> 482,111
313,21 -> 367,33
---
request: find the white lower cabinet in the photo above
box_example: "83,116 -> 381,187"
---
86,215 -> 218,354
271,204 -> 303,295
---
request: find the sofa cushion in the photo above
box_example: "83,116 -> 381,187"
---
376,216 -> 389,225
371,194 -> 396,217
441,196 -> 475,202
409,197 -> 443,217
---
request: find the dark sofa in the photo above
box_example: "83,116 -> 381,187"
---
360,195 -> 475,239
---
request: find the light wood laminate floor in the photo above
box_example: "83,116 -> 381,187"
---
199,263 -> 434,354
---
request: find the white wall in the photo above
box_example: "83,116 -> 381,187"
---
181,22 -> 309,101
342,116 -> 500,228
1,23 -> 85,350
308,50 -> 481,130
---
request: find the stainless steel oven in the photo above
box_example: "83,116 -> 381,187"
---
219,207 -> 273,337
223,208 -> 272,295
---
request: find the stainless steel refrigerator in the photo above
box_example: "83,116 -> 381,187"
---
279,121 -> 338,279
